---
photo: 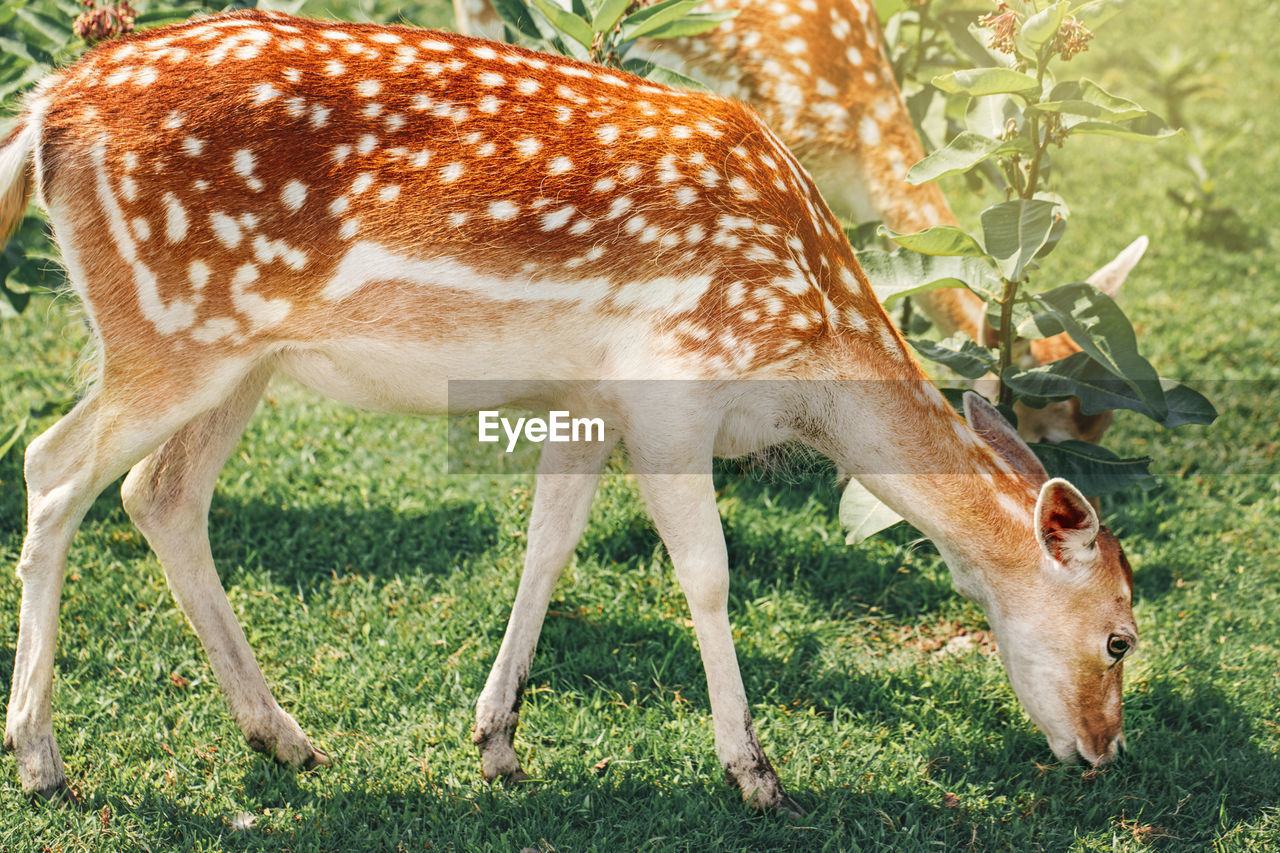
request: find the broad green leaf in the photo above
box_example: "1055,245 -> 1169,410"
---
839,477 -> 904,545
1030,439 -> 1155,495
883,225 -> 987,258
1019,0 -> 1068,53
1002,350 -> 1174,426
857,249 -> 1002,303
873,0 -> 907,22
933,67 -> 1041,97
979,199 -> 1058,280
1070,0 -> 1129,30
639,10 -> 737,40
591,0 -> 631,33
13,7 -> 67,45
1030,282 -> 1165,416
1070,113 -> 1181,141
0,35 -> 51,65
528,0 -> 595,48
619,58 -> 707,91
1028,78 -> 1147,122
907,131 -> 1032,184
965,93 -> 1023,138
491,0 -> 549,40
134,6 -> 205,26
618,0 -> 702,40
1159,380 -> 1217,427
908,336 -> 997,379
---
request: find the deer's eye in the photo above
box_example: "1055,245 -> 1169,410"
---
1107,635 -> 1132,660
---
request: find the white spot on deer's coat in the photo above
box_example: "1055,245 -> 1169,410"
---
592,177 -> 615,193
357,135 -> 378,156
515,137 -> 541,158
90,143 -> 197,335
674,186 -> 697,207
252,83 -> 280,104
606,196 -> 632,219
339,220 -> 360,239
120,176 -> 137,202
310,104 -> 331,128
597,124 -> 620,144
548,156 -> 573,174
478,71 -> 505,87
191,317 -> 238,344
356,79 -> 381,97
860,116 -> 881,147
657,155 -> 681,183
163,194 -> 188,243
422,39 -> 453,51
517,78 -> 539,94
470,45 -> 497,59
210,212 -> 242,248
130,217 -> 151,241
541,205 -> 575,231
441,162 -> 464,182
325,60 -> 346,76
329,196 -> 350,216
188,260 -> 209,290
182,136 -> 204,157
488,200 -> 519,221
729,177 -> 758,201
231,262 -> 289,330
378,185 -> 400,203
478,95 -> 500,114
233,149 -> 256,177
281,180 -> 307,212
351,173 -> 374,195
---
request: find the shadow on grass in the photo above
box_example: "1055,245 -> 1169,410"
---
62,674 -> 1280,852
204,492 -> 502,589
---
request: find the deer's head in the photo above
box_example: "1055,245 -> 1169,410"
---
960,392 -> 1137,765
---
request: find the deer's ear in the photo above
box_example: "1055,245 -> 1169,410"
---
1087,235 -> 1148,298
962,391 -> 1048,487
1035,478 -> 1100,566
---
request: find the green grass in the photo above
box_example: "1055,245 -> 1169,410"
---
2,0 -> 1279,849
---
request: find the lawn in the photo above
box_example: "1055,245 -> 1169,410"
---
1,0 -> 1278,850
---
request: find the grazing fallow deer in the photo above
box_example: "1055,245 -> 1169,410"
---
0,11 -> 1136,812
456,0 -> 1150,444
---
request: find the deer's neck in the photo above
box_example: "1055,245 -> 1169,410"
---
803,334 -> 1040,594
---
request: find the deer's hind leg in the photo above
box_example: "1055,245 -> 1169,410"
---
120,365 -> 328,770
5,366 -> 257,798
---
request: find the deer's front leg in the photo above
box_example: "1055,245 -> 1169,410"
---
634,470 -> 803,817
474,433 -> 619,781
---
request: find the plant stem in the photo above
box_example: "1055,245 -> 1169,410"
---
997,277 -> 1019,407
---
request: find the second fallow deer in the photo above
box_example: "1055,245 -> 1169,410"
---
0,11 -> 1136,811
456,0 -> 1151,445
